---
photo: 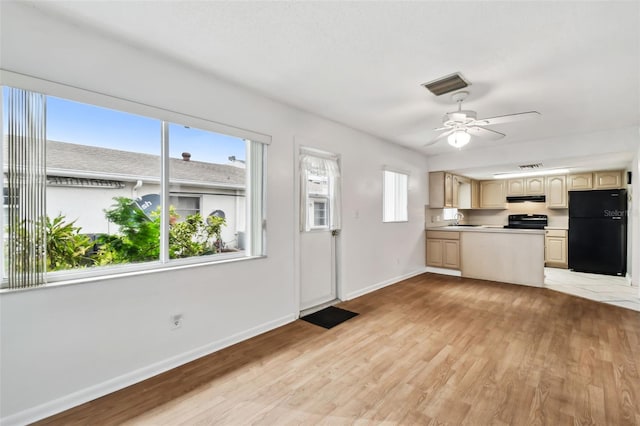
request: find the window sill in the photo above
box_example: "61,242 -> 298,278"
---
0,254 -> 266,294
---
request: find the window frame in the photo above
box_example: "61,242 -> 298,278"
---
0,72 -> 270,289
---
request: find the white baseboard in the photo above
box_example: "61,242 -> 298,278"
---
425,266 -> 462,277
344,268 -> 427,301
0,313 -> 297,426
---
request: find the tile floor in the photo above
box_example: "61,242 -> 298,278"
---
544,267 -> 640,312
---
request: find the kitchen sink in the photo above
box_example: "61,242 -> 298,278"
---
448,224 -> 481,227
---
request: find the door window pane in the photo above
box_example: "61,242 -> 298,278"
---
309,198 -> 329,229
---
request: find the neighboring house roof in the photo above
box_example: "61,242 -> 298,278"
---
6,140 -> 246,188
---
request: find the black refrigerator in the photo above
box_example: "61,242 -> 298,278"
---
568,189 -> 627,276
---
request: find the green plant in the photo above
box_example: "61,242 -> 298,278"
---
169,213 -> 226,258
97,197 -> 227,264
96,197 -> 160,264
45,214 -> 95,271
5,218 -> 47,274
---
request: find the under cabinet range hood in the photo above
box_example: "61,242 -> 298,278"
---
506,195 -> 546,203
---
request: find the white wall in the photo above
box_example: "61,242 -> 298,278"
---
0,3 -> 428,424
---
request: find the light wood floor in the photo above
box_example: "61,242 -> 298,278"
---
38,273 -> 640,425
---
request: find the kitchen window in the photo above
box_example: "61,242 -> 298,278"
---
442,208 -> 458,221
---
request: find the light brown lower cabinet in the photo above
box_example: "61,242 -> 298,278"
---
545,229 -> 568,268
426,231 -> 460,269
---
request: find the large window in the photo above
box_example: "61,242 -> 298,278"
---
383,169 -> 408,222
1,86 -> 266,288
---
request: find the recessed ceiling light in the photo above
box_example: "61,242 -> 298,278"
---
422,72 -> 470,96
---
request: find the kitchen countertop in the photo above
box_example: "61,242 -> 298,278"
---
426,226 -> 545,235
544,226 -> 568,230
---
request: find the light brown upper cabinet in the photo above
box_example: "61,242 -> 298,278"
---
546,175 -> 567,208
594,170 -> 624,189
567,173 -> 593,191
479,180 -> 507,209
506,178 -> 525,196
507,177 -> 545,196
444,172 -> 453,207
451,174 -> 460,208
525,177 -> 545,195
429,171 -> 449,208
429,171 -> 466,208
471,180 -> 480,209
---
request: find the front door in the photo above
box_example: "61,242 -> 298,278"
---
299,148 -> 341,311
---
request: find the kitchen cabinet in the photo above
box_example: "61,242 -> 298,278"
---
444,173 -> 453,207
429,171 -> 464,208
479,180 -> 506,209
545,229 -> 567,268
451,174 -> 460,208
471,180 -> 480,209
426,230 -> 460,269
546,175 -> 567,208
506,177 -> 545,196
507,178 -> 525,196
526,177 -> 545,195
594,170 -> 624,189
429,171 -> 452,208
567,173 -> 593,191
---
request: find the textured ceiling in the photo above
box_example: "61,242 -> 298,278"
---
24,1 -> 640,159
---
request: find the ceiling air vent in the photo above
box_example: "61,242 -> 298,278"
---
518,163 -> 543,170
422,72 -> 470,96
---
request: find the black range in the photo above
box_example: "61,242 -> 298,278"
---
503,214 -> 548,229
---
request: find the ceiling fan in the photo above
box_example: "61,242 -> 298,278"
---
426,91 -> 540,148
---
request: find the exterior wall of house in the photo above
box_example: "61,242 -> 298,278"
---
0,3 -> 429,424
46,182 -> 244,247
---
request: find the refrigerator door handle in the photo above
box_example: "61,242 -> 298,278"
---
612,217 -> 622,220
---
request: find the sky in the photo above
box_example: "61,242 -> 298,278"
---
2,88 -> 246,164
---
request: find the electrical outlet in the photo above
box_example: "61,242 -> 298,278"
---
170,314 -> 183,330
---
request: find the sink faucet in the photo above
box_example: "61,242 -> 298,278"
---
453,212 -> 464,226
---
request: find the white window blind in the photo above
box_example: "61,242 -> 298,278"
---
5,88 -> 47,288
383,170 -> 408,222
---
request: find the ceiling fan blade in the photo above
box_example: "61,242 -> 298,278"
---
433,125 -> 450,131
476,111 -> 540,126
424,130 -> 454,147
467,126 -> 505,140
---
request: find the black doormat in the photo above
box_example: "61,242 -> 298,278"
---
301,306 -> 359,329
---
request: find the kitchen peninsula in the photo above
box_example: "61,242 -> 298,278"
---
426,226 -> 545,287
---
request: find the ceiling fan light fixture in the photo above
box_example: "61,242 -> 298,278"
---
447,130 -> 471,148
